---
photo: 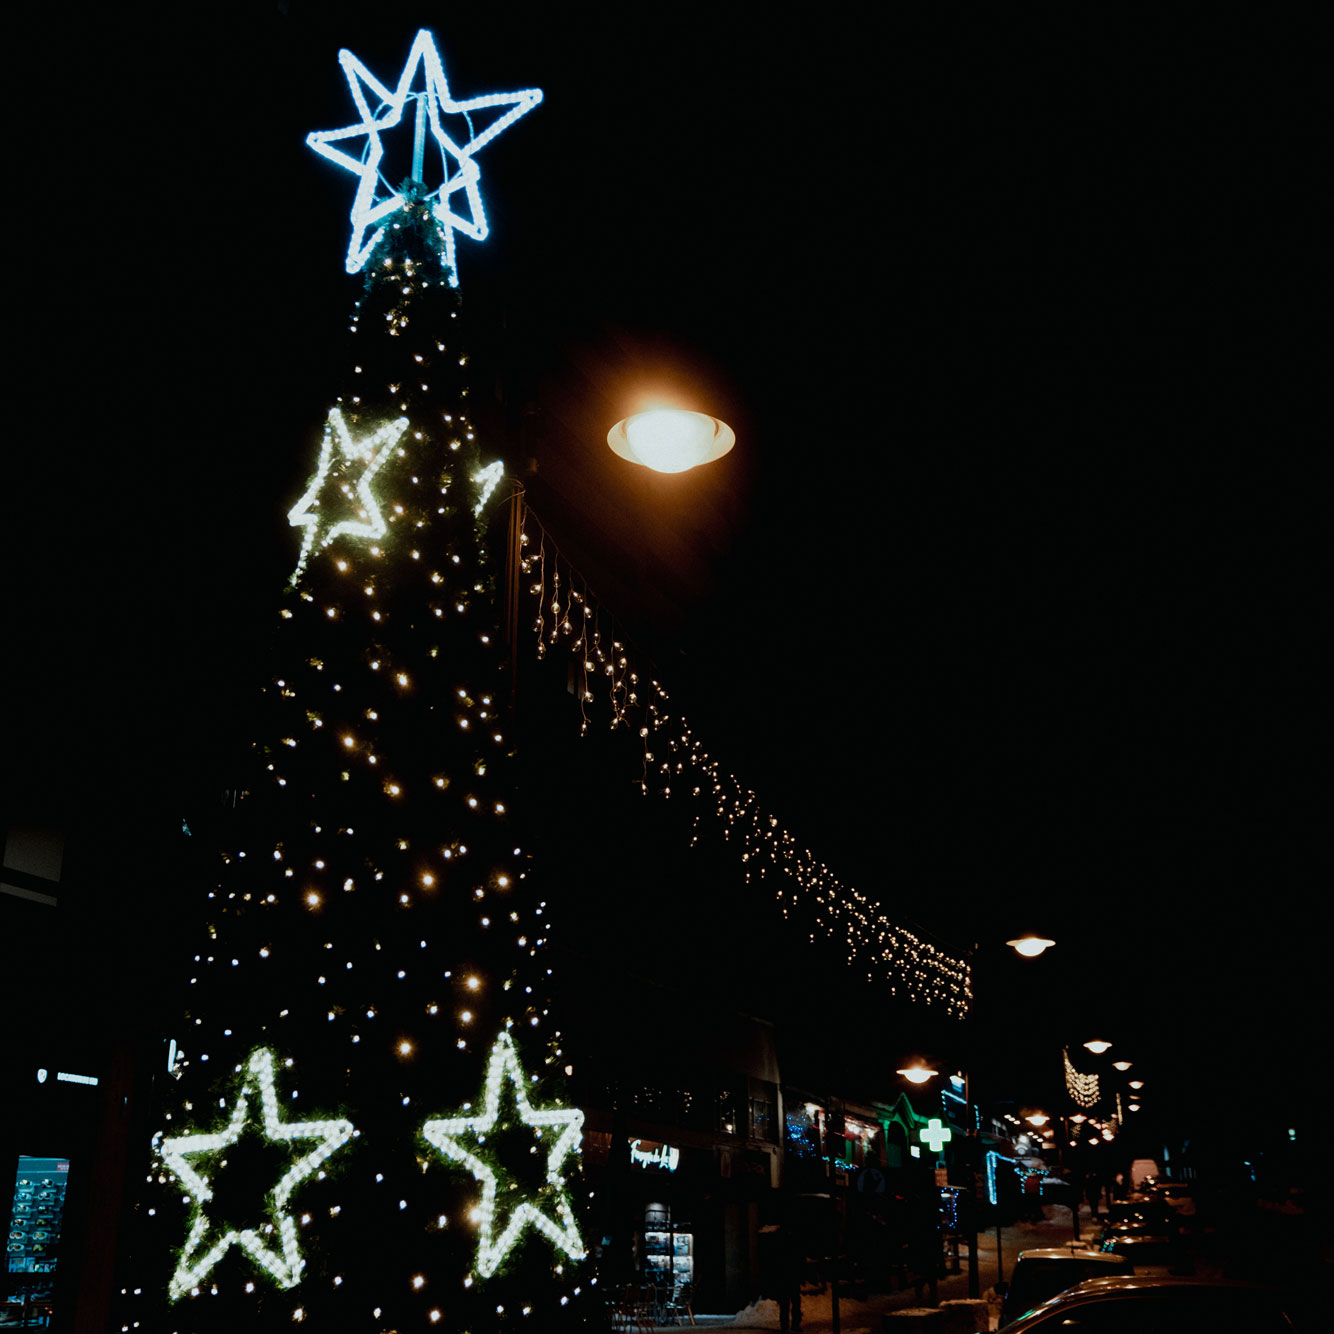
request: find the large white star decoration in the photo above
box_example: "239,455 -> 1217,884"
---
159,1048 -> 355,1300
307,29 -> 542,282
287,407 -> 409,585
421,1029 -> 585,1278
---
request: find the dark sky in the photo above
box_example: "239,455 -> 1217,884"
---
7,4 -> 1324,1134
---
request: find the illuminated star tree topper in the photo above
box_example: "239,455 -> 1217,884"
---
307,29 -> 542,284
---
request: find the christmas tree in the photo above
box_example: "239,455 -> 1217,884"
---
121,31 -> 600,1333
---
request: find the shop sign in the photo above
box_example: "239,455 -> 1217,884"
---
629,1138 -> 680,1172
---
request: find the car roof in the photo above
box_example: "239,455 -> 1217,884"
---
1063,1275 -> 1275,1297
1005,1274 -> 1288,1329
1016,1248 -> 1129,1264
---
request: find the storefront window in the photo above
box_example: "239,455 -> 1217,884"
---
716,1087 -> 742,1136
784,1101 -> 823,1160
749,1082 -> 777,1142
6,1155 -> 69,1320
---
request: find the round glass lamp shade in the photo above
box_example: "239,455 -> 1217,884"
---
607,408 -> 735,474
896,1064 -> 937,1085
1112,1060 -> 1133,1071
1083,1038 -> 1113,1055
1007,935 -> 1055,958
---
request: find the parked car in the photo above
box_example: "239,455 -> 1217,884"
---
1105,1198 -> 1172,1227
1095,1219 -> 1163,1248
1098,1232 -> 1191,1275
1002,1275 -> 1300,1331
997,1248 -> 1132,1327
1141,1177 -> 1193,1201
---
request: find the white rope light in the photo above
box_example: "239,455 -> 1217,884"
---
306,30 -> 542,282
287,408 -> 409,585
158,1048 -> 356,1300
421,1028 -> 585,1278
472,460 -> 504,516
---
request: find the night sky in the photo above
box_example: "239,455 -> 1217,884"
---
7,4 -> 1324,1141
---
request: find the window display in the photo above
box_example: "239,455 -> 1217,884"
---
6,1155 -> 68,1321
6,1157 -> 68,1277
642,1206 -> 693,1301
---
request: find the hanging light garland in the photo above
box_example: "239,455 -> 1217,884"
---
519,511 -> 971,1016
1063,1047 -> 1100,1109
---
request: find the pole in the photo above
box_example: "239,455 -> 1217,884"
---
966,1081 -> 979,1298
996,1215 -> 1004,1288
411,93 -> 427,183
965,942 -> 980,1298
825,1106 -> 841,1334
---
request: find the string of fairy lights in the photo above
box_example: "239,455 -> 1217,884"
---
518,510 -> 972,1016
1063,1047 -> 1101,1108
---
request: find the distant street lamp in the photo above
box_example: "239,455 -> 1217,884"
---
1083,1038 -> 1112,1055
607,408 -> 735,473
1006,935 -> 1055,958
1112,1060 -> 1133,1071
960,934 -> 1056,1297
897,1063 -> 938,1085
1024,1112 -> 1050,1128
1128,1080 -> 1144,1090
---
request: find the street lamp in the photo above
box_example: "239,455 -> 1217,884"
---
1112,1060 -> 1133,1071
1024,1112 -> 1050,1128
1083,1038 -> 1112,1055
607,408 -> 735,473
897,1063 -> 938,1085
1006,935 -> 1055,958
960,934 -> 1056,1297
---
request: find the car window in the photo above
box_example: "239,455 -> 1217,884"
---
1028,1292 -> 1291,1332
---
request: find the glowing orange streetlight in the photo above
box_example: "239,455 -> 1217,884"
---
607,408 -> 735,473
897,1063 -> 938,1085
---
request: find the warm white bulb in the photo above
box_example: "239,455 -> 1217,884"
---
624,410 -> 714,473
897,1065 -> 937,1085
609,408 -> 734,473
1007,935 -> 1055,958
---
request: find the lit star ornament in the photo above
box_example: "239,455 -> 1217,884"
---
158,1048 -> 355,1300
307,30 -> 542,283
287,407 -> 409,585
421,1029 -> 585,1277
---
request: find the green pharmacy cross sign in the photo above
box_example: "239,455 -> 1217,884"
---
920,1118 -> 953,1155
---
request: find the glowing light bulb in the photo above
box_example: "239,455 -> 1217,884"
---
608,409 -> 735,474
896,1064 -> 937,1085
1007,935 -> 1055,958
